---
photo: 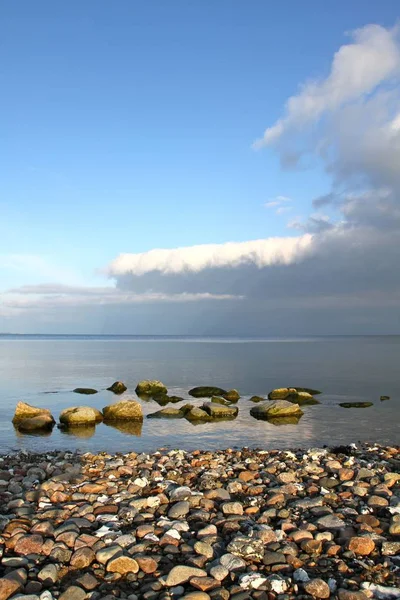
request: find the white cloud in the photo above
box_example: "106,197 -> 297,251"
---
105,235 -> 313,277
254,24 -> 400,148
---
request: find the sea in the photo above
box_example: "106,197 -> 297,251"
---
0,334 -> 398,454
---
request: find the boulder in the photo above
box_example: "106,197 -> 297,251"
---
12,401 -> 55,425
223,389 -> 240,402
73,388 -> 98,395
268,388 -> 297,400
249,396 -> 265,403
211,396 -> 231,406
135,380 -> 167,397
60,406 -> 103,426
189,386 -> 227,398
291,386 -> 322,395
147,407 -> 184,419
152,393 -> 184,406
202,402 -> 238,419
288,391 -> 320,406
103,400 -> 143,421
107,381 -> 127,394
339,402 -> 373,408
15,414 -> 55,432
250,400 -> 303,420
185,407 -> 211,422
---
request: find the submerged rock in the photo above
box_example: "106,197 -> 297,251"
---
189,386 -> 227,398
135,380 -> 167,397
59,406 -> 103,426
380,395 -> 391,401
185,407 -> 211,422
103,400 -> 143,421
202,402 -> 238,419
249,395 -> 265,402
73,387 -> 98,395
250,400 -> 303,420
153,393 -> 184,406
339,402 -> 373,408
267,415 -> 302,426
223,389 -> 240,402
107,381 -> 127,394
147,407 -> 184,419
211,396 -> 231,406
291,386 -> 322,395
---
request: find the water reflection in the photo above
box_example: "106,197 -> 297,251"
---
59,424 -> 96,438
14,427 -> 53,439
103,420 -> 143,436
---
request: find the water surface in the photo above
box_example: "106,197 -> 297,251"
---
0,335 -> 398,453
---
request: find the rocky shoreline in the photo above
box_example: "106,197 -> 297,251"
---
0,443 -> 398,600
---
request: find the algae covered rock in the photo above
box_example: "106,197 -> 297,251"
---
15,414 -> 55,433
12,401 -> 55,425
185,407 -> 211,422
211,396 -> 231,406
107,381 -> 127,394
223,389 -> 240,402
189,386 -> 227,398
249,396 -> 265,403
60,406 -> 103,426
268,388 -> 297,400
250,400 -> 303,420
288,391 -> 320,406
73,388 -> 98,395
147,407 -> 184,419
380,395 -> 390,401
291,386 -> 322,395
339,402 -> 373,408
202,402 -> 238,419
103,400 -> 143,421
135,380 -> 167,397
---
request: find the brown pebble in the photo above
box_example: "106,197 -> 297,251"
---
304,578 -> 331,598
348,536 -> 375,556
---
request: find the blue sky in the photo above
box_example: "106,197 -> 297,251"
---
1,1 -> 400,333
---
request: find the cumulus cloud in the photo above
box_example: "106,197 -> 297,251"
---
254,24 -> 400,149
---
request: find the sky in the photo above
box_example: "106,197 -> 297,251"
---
1,1 -> 400,334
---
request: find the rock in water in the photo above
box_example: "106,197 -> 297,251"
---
339,402 -> 373,408
135,380 -> 167,397
380,395 -> 390,401
107,381 -> 127,394
268,387 -> 297,400
249,395 -> 265,402
73,388 -> 98,395
188,386 -> 227,398
291,386 -> 322,395
59,406 -> 103,426
103,400 -> 143,421
185,407 -> 211,422
15,415 -> 55,432
250,400 -> 303,420
223,389 -> 240,402
147,407 -> 184,419
12,401 -> 55,425
202,402 -> 238,419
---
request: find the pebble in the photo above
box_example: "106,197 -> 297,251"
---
0,443 -> 396,600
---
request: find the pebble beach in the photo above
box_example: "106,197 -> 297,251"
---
0,443 -> 398,600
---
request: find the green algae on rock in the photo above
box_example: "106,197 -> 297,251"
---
103,399 -> 143,421
188,386 -> 227,398
250,400 -> 303,420
135,380 -> 167,397
106,381 -> 127,394
339,402 -> 373,408
60,406 -> 103,426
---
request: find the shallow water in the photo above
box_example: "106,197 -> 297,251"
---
0,335 -> 399,453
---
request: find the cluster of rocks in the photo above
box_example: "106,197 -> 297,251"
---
11,381 -> 393,437
0,443 -> 398,600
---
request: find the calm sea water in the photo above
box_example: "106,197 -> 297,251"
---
0,335 -> 398,454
